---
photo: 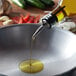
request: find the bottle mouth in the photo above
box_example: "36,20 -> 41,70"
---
32,25 -> 44,39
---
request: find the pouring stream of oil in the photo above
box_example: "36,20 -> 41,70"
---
19,26 -> 44,74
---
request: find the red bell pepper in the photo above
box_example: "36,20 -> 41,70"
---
11,17 -> 20,24
11,13 -> 40,24
23,13 -> 30,23
27,16 -> 35,23
34,15 -> 40,23
18,17 -> 23,24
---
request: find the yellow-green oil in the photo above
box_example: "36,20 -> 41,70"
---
19,59 -> 44,73
19,37 -> 44,74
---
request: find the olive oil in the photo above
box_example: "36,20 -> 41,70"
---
19,59 -> 44,73
19,36 -> 44,74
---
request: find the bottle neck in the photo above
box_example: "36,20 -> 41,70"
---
53,6 -> 67,22
33,6 -> 67,38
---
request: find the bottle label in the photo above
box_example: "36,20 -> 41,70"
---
56,11 -> 65,21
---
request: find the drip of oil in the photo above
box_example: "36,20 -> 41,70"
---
19,36 -> 44,74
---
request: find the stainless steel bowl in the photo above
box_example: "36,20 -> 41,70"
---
0,24 -> 76,76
